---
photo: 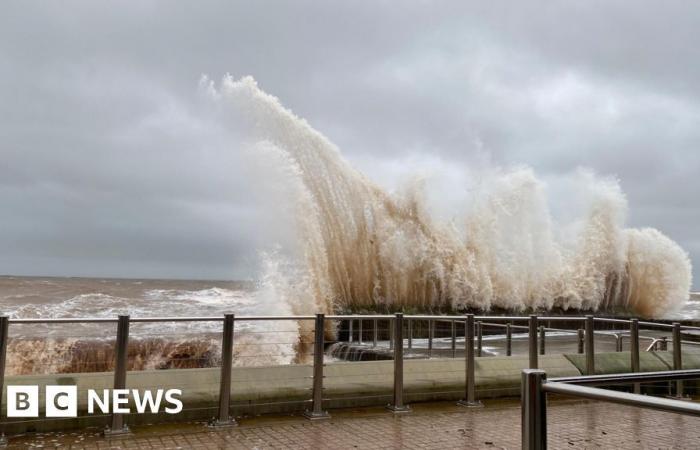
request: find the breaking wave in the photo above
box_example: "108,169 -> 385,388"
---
204,75 -> 692,318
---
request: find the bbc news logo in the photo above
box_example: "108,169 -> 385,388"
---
6,386 -> 183,417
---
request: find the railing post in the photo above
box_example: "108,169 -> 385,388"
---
529,315 -> 538,369
539,326 -> 545,355
451,320 -> 457,358
348,319 -> 353,343
521,369 -> 547,450
358,319 -> 363,345
577,329 -> 584,354
387,313 -> 410,413
105,315 -> 130,436
210,314 -> 236,427
407,319 -> 413,350
476,321 -> 483,357
305,314 -> 330,420
630,319 -> 640,394
659,336 -> 668,351
0,316 -> 8,447
428,319 -> 434,357
585,315 -> 595,375
506,323 -> 512,356
373,319 -> 378,348
673,322 -> 684,398
458,314 -> 482,407
615,334 -> 623,352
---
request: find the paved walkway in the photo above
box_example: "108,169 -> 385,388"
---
8,398 -> 700,449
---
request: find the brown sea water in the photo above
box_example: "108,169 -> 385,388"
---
0,276 -> 304,375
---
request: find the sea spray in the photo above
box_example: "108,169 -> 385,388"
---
205,75 -> 692,318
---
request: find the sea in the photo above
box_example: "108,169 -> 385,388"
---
0,276 -> 300,375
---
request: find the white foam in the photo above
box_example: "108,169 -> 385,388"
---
203,75 -> 692,318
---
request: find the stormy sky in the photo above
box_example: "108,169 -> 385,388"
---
0,1 -> 698,287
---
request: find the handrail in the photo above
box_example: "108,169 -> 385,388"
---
542,381 -> 700,415
549,368 -> 700,385
9,315 -> 322,324
522,368 -> 700,449
593,317 -> 631,324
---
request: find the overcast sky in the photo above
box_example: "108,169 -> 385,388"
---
0,1 -> 698,287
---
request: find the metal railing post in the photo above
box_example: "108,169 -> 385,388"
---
506,323 -> 512,356
615,335 -> 623,352
451,320 -> 457,358
348,319 -> 353,343
521,369 -> 547,450
305,314 -> 330,420
373,319 -> 378,348
577,329 -> 584,354
476,321 -> 483,357
585,315 -> 595,375
358,319 -> 363,345
407,319 -> 412,350
428,319 -> 434,357
673,322 -> 684,398
0,316 -> 8,446
210,314 -> 236,427
529,315 -> 538,369
458,314 -> 482,407
539,326 -> 545,355
630,319 -> 640,394
105,315 -> 130,435
659,336 -> 668,351
387,313 -> 410,413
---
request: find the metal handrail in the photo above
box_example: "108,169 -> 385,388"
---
522,369 -> 700,449
550,368 -> 700,385
9,315 -> 321,324
543,381 -> 700,414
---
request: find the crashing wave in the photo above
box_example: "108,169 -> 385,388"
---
203,75 -> 691,318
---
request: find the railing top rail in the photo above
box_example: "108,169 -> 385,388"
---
409,315 -> 468,321
131,317 -> 223,322
537,316 -> 587,322
9,318 -> 119,324
326,315 -> 394,320
480,322 -> 527,329
549,368 -> 700,385
542,381 -> 700,416
637,321 -> 674,329
9,315 -> 319,324
594,317 -> 631,324
5,314 -> 697,327
474,316 -> 532,321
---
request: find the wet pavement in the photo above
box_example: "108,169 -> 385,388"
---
6,397 -> 700,449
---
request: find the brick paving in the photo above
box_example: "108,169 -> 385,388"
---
8,398 -> 700,449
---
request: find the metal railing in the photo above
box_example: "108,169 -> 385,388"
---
521,368 -> 700,449
0,312 -> 695,443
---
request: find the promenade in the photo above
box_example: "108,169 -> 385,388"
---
8,397 -> 700,449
